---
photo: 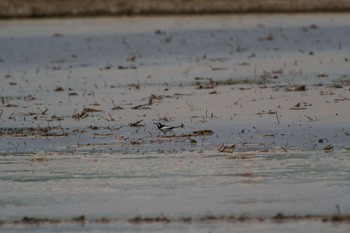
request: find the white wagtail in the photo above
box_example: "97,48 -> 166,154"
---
154,122 -> 184,135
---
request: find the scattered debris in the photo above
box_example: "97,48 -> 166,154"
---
3,212 -> 350,227
3,104 -> 18,107
156,129 -> 214,139
190,139 -> 197,144
285,85 -> 307,91
258,32 -> 274,41
334,95 -> 350,103
227,154 -> 252,160
148,94 -> 162,105
83,108 -> 103,113
128,120 -> 144,127
290,101 -> 311,110
69,92 -> 78,96
23,95 -> 36,101
257,110 -> 276,116
54,86 -> 64,92
323,144 -> 334,152
0,127 -> 67,137
30,157 -> 49,163
195,78 -> 217,89
132,103 -> 151,110
118,65 -> 137,70
128,215 -> 170,224
304,115 -> 319,121
100,64 -> 113,70
73,108 -> 103,120
189,130 -> 214,137
209,66 -> 227,71
129,139 -> 142,145
128,81 -> 141,90
317,73 -> 328,78
111,100 -> 124,110
218,144 -> 236,153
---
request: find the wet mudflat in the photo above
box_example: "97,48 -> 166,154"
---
0,14 -> 350,232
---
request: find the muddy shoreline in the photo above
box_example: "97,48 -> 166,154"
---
1,0 -> 350,18
2,213 -> 350,226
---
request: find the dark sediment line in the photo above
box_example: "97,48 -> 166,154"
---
1,213 -> 350,226
1,0 -> 350,18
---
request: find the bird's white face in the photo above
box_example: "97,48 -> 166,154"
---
154,122 -> 172,133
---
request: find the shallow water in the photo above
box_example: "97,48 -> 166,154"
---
1,148 -> 350,219
1,14 -> 350,232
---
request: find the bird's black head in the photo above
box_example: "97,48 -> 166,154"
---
153,122 -> 162,127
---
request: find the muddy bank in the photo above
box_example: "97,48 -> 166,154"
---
1,0 -> 350,18
2,213 -> 350,226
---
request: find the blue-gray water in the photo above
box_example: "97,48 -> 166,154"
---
1,14 -> 350,232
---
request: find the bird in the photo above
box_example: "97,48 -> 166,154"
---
153,122 -> 184,135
